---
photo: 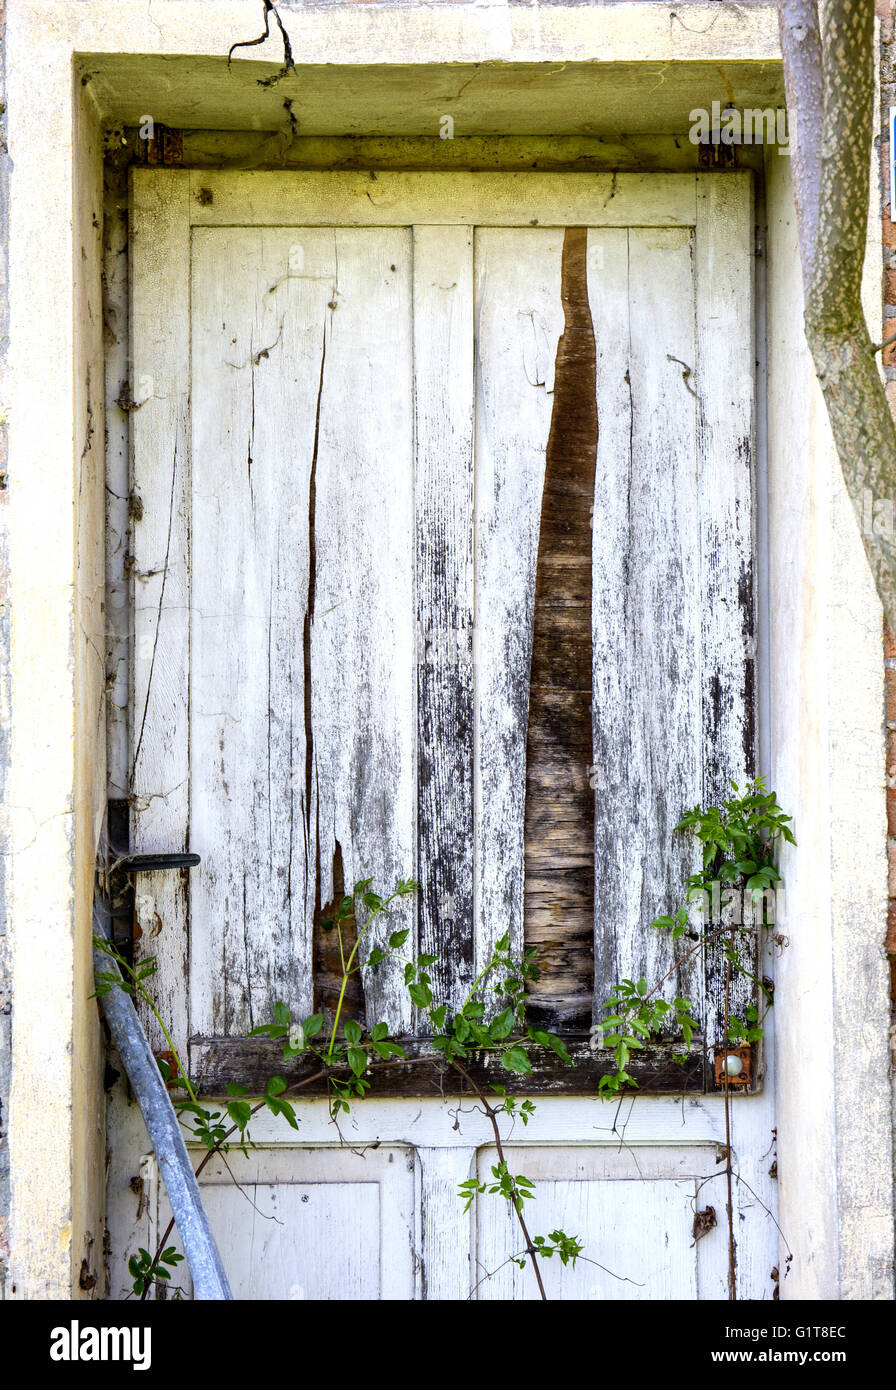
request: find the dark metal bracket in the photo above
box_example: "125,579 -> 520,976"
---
101,798 -> 201,954
113,852 -> 202,873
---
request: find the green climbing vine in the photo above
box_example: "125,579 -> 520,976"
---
95,776 -> 794,1302
593,778 -> 794,1099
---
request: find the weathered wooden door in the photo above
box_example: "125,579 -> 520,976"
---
110,170 -> 777,1300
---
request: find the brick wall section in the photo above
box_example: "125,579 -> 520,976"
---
880,0 -> 896,1041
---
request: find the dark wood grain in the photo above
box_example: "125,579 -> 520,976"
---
189,1034 -> 712,1098
523,226 -> 597,1030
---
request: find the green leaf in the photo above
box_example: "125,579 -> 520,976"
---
365,947 -> 387,967
544,1033 -> 571,1065
370,1021 -> 389,1042
227,1100 -> 253,1130
343,1019 -> 363,1045
490,1008 -> 514,1040
265,1076 -> 288,1096
265,1095 -> 299,1129
453,1015 -> 471,1043
303,1013 -> 324,1038
388,928 -> 410,949
408,981 -> 432,1009
226,1082 -> 248,1097
501,1046 -> 533,1075
347,1047 -> 368,1078
429,1004 -> 447,1031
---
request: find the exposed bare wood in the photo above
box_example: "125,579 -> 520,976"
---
524,227 -> 596,1030
312,842 -> 363,1025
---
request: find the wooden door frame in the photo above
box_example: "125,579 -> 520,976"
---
129,167 -> 755,1099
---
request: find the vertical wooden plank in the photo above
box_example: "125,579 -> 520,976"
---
418,1146 -> 476,1299
590,225 -> 705,1023
310,228 -> 416,1033
474,228 -> 565,984
130,169 -> 192,1055
414,226 -> 475,1016
189,227 -> 417,1037
695,174 -> 757,1056
587,228 -> 633,1009
188,227 -> 331,1035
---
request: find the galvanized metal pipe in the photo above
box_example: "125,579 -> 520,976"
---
93,901 -> 233,1300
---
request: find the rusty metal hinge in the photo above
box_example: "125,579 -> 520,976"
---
698,140 -> 738,170
136,123 -> 183,166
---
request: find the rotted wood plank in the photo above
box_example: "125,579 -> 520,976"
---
523,226 -> 597,1031
695,174 -> 757,1056
306,228 -> 417,1034
589,226 -> 706,1028
414,225 -> 475,1016
474,228 -> 564,987
189,1034 -> 705,1098
188,227 -> 416,1038
130,169 -> 192,1054
188,226 -> 329,1036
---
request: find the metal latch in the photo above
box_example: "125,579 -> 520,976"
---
113,853 -> 201,873
102,802 -> 201,951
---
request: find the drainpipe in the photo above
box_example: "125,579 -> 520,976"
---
93,897 -> 233,1300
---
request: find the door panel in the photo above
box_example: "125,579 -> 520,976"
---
188,226 -> 416,1036
131,171 -> 755,1066
161,1146 -> 417,1301
119,170 -> 772,1300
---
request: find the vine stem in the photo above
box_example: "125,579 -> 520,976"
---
324,890 -> 403,1062
138,1056 -> 420,1299
448,1060 -> 548,1301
